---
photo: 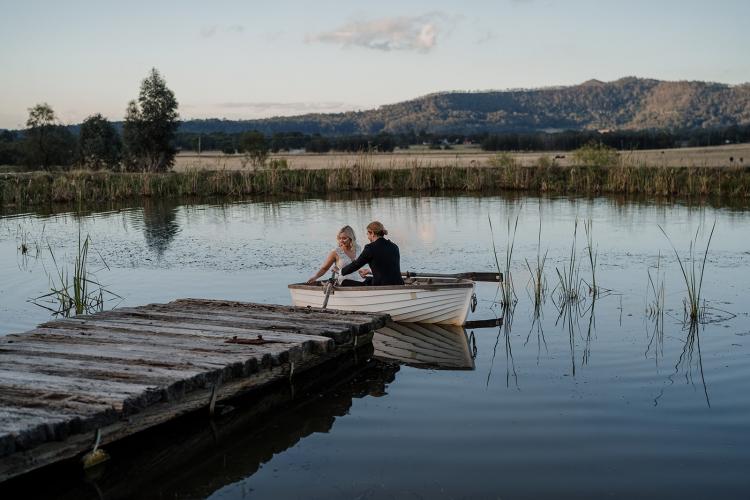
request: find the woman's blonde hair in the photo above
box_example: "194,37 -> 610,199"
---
338,225 -> 357,250
367,221 -> 388,237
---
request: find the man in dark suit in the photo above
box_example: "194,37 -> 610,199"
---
340,221 -> 404,286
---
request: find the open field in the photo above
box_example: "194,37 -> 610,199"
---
174,143 -> 750,171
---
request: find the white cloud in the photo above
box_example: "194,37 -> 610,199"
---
201,24 -> 245,38
307,13 -> 450,53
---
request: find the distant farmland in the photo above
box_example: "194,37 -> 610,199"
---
174,143 -> 750,171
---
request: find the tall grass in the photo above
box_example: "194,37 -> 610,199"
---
645,253 -> 666,366
554,219 -> 582,305
489,212 -> 518,308
583,219 -> 599,296
658,221 -> 716,322
525,217 -> 548,310
4,163 -> 750,208
32,230 -> 120,316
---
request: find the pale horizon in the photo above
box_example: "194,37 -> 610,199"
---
1,0 -> 749,130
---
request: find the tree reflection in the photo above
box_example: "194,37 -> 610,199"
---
141,198 -> 181,257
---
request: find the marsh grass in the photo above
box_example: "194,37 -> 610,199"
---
553,219 -> 583,306
646,252 -> 666,319
583,219 -> 598,295
658,221 -> 716,323
524,217 -> 548,311
489,212 -> 518,308
4,163 -> 750,208
32,230 -> 121,317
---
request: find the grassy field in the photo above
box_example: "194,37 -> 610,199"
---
174,143 -> 750,171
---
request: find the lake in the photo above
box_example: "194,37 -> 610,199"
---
1,193 -> 749,499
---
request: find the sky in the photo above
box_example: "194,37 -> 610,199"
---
1,0 -> 748,129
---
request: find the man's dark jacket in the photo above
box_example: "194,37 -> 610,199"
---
341,237 -> 404,286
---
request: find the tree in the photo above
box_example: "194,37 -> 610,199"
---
239,130 -> 269,167
123,68 -> 179,172
79,114 -> 121,170
24,103 -> 76,169
25,103 -> 56,169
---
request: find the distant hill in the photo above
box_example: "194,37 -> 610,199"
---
177,77 -> 750,136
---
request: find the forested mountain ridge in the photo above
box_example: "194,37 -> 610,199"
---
178,77 -> 750,135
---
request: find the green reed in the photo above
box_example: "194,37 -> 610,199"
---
583,219 -> 598,296
33,230 -> 120,316
658,221 -> 716,323
554,219 -> 582,304
4,164 -> 750,208
489,212 -> 518,308
525,217 -> 548,310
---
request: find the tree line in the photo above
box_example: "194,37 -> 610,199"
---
3,73 -> 750,171
173,126 -> 750,154
0,68 -> 179,172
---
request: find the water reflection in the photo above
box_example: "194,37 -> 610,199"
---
487,305 -> 517,389
373,321 -> 475,370
555,295 -> 600,376
524,304 -> 548,365
0,348 -> 400,500
140,198 -> 181,257
655,322 -> 712,408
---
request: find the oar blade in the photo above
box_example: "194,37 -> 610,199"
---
403,271 -> 503,283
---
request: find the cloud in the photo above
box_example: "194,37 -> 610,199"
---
201,24 -> 245,38
475,30 -> 497,44
307,13 -> 449,53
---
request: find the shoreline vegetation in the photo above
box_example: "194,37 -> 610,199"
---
3,156 -> 749,208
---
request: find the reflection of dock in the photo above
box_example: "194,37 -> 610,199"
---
2,351 -> 400,499
0,299 -> 387,482
373,321 -> 475,370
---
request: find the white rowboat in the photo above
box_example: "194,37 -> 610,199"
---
288,277 -> 475,325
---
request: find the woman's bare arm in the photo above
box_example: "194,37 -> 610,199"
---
307,250 -> 337,283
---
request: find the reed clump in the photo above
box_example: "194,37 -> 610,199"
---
554,219 -> 583,305
659,221 -> 716,323
32,231 -> 121,317
489,213 -> 518,308
525,218 -> 548,311
3,164 -> 750,208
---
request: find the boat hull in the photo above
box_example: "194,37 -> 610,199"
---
288,279 -> 474,325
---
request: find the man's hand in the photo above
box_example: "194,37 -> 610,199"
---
358,268 -> 370,278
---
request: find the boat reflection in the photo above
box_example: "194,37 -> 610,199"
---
373,320 -> 476,370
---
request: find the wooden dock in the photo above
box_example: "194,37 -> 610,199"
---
0,299 -> 388,482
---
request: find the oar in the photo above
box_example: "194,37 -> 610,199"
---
321,270 -> 338,309
403,271 -> 503,283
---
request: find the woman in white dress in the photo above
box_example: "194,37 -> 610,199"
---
306,225 -> 368,286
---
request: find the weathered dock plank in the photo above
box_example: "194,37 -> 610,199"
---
0,299 -> 388,481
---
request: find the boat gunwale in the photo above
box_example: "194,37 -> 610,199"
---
288,280 -> 475,292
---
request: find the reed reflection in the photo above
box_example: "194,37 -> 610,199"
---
555,295 -> 600,376
487,305 -> 517,389
651,321 -> 711,409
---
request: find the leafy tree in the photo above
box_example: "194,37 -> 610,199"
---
24,103 -> 76,169
25,103 -> 56,169
79,114 -> 121,170
123,68 -> 179,172
0,130 -> 24,167
238,130 -> 269,167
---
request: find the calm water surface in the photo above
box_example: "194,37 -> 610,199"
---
1,194 -> 749,499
